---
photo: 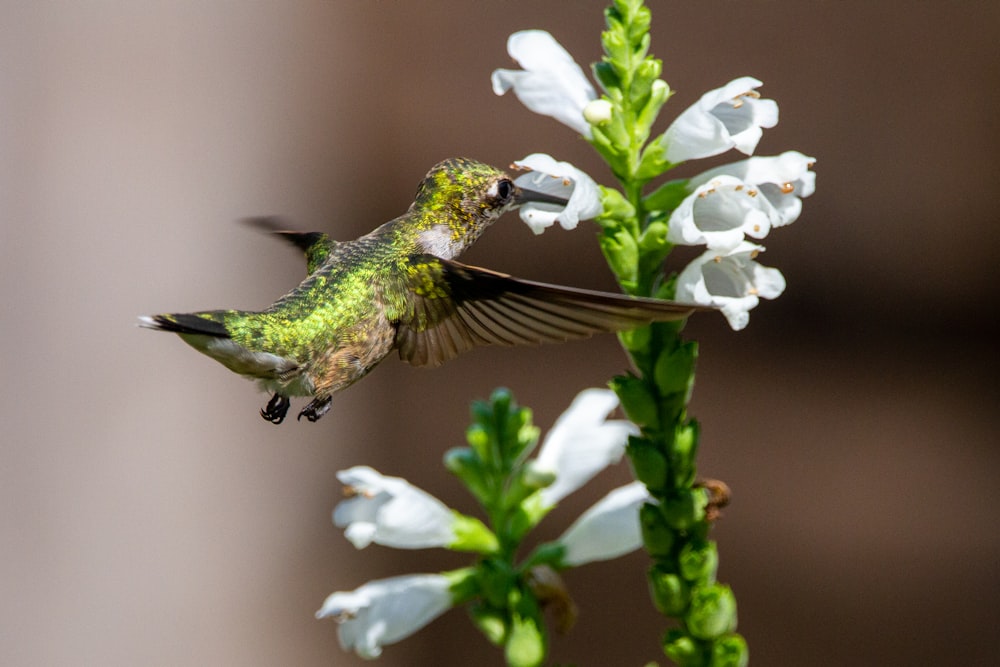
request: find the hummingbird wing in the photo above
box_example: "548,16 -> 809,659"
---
395,255 -> 710,368
242,216 -> 335,274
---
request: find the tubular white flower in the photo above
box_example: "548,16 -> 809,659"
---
492,30 -> 597,137
667,174 -> 782,252
687,151 -> 817,226
334,466 -> 455,549
660,76 -> 778,164
557,482 -> 650,566
316,573 -> 454,659
676,242 -> 786,331
512,153 -> 602,234
532,389 -> 638,508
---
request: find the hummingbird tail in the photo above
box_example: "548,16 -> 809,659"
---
137,313 -> 230,337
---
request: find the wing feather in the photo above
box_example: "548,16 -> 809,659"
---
396,255 -> 710,367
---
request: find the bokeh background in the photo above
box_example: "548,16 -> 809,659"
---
2,1 -> 997,665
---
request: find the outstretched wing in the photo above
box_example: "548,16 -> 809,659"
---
395,254 -> 710,367
242,216 -> 335,274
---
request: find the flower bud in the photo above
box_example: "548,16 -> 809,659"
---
687,584 -> 738,640
583,99 -> 614,125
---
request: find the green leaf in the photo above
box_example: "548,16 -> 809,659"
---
644,178 -> 690,213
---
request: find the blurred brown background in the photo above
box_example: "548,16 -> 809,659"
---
1,1 -> 997,665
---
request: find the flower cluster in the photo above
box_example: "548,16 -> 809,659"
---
493,29 -> 815,330
317,389 -> 649,662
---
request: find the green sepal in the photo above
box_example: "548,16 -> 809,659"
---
505,612 -> 545,667
663,629 -> 707,667
618,324 -> 651,353
711,634 -> 749,667
450,512 -> 500,554
505,589 -> 546,667
443,447 -> 490,504
477,558 -> 517,609
669,421 -> 699,488
654,340 -> 697,396
635,140 -> 670,182
660,488 -> 708,531
610,374 -> 659,430
644,178 -> 690,212
636,79 -> 671,137
639,501 -> 674,557
596,186 -> 636,227
469,603 -> 507,646
521,541 -> 567,570
637,220 -> 673,279
687,584 -> 738,640
593,60 -> 621,95
599,226 -> 639,288
678,540 -> 719,584
465,423 -> 490,464
649,565 -> 689,616
629,58 -> 661,113
627,435 -> 668,490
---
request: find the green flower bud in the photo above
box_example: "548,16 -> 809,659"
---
711,634 -> 749,667
469,603 -> 507,646
599,227 -> 639,286
597,186 -> 636,224
451,512 -> 500,554
687,584 -> 738,640
660,488 -> 708,531
663,629 -> 706,667
679,540 -> 719,583
648,565 -> 689,616
443,447 -> 490,502
654,341 -> 697,396
627,435 -> 669,490
670,422 -> 700,488
639,501 -> 674,556
505,613 -> 546,667
610,374 -> 659,429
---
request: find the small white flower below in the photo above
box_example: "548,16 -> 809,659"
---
667,175 -> 781,252
317,574 -> 454,659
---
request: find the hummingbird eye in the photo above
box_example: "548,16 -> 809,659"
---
495,179 -> 515,205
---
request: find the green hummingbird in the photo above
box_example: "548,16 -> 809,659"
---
140,157 -> 707,424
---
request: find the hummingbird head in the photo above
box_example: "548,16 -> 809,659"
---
409,157 -> 568,259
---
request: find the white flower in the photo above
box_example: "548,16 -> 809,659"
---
557,482 -> 650,566
492,30 -> 597,137
531,388 -> 638,508
512,153 -> 602,234
687,151 -> 816,226
660,76 -> 778,164
317,573 -> 454,659
667,174 -> 782,252
334,466 -> 456,549
676,242 -> 786,331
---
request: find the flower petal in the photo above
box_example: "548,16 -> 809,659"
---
661,76 -> 778,164
675,242 -> 786,330
492,30 -> 596,136
667,175 -> 781,251
511,154 -> 602,234
687,151 -> 817,226
533,388 -> 637,508
558,482 -> 650,566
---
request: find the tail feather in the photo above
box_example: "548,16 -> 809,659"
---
138,313 -> 230,338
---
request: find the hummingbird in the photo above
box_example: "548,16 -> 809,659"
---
140,157 -> 707,424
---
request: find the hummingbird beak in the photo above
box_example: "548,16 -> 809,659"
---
513,186 -> 569,207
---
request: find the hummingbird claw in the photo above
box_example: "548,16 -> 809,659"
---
260,393 -> 291,424
297,396 -> 332,422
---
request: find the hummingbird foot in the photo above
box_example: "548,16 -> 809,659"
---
297,396 -> 332,422
260,393 -> 291,424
